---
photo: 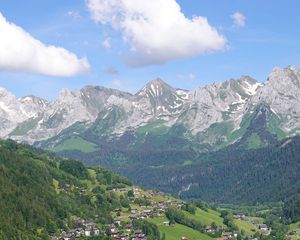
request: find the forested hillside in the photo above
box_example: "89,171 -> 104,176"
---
0,140 -> 299,240
0,140 -> 131,239
118,136 -> 300,204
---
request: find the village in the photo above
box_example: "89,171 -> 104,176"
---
52,185 -> 272,240
51,186 -> 184,240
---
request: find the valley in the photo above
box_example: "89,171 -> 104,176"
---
0,66 -> 300,203
1,140 -> 299,240
1,1 -> 299,239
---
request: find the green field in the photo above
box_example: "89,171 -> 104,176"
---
148,217 -> 214,240
233,219 -> 258,236
246,216 -> 264,224
52,136 -> 98,153
184,208 -> 225,227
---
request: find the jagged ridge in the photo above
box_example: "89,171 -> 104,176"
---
0,66 -> 299,151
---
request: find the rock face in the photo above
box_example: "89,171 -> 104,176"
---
248,66 -> 300,132
0,88 -> 48,137
184,76 -> 262,134
1,66 -> 300,148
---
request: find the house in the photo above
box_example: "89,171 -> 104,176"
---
119,233 -> 130,240
131,208 -> 138,214
131,229 -> 147,240
114,217 -> 122,225
234,213 -> 246,220
205,226 -> 214,233
111,233 -> 120,238
221,232 -> 234,240
125,224 -> 133,232
68,228 -> 84,237
258,224 -> 268,231
205,225 -> 223,233
60,234 -> 72,240
93,228 -> 100,236
114,208 -> 122,213
84,229 -> 91,237
163,221 -> 170,226
133,186 -> 141,196
110,226 -> 119,233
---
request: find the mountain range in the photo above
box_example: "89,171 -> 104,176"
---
1,65 -> 300,201
1,65 -> 299,148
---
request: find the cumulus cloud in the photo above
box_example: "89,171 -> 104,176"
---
87,0 -> 226,67
0,13 -> 90,77
231,12 -> 246,28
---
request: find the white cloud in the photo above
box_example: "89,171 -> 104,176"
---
102,38 -> 111,49
231,12 -> 246,28
0,13 -> 90,77
87,0 -> 226,67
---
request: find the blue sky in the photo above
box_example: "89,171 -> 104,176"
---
0,0 -> 299,100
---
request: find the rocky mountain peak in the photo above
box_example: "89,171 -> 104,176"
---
19,95 -> 48,105
57,88 -> 80,101
19,95 -> 48,118
134,78 -> 185,116
1,65 -> 300,147
266,66 -> 300,90
137,78 -> 174,97
147,77 -> 170,87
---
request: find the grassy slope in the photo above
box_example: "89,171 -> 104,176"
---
243,133 -> 265,149
52,136 -> 98,153
149,217 -> 214,240
233,219 -> 258,235
184,209 -> 225,226
267,113 -> 286,139
9,118 -> 39,136
136,120 -> 168,135
247,216 -> 264,224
